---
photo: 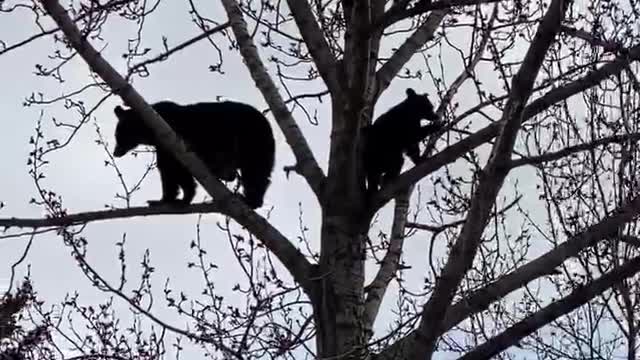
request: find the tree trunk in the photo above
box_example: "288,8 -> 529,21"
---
314,99 -> 369,358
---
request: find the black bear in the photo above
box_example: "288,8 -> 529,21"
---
113,100 -> 275,209
363,88 -> 442,194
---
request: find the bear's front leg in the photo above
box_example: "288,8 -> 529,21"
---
149,152 -> 184,206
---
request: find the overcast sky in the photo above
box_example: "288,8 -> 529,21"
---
0,1 -> 548,357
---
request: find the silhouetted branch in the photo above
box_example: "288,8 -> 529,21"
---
440,194 -> 640,332
459,255 -> 640,360
410,1 -> 570,357
363,187 -> 413,335
376,0 -> 503,29
0,202 -> 222,229
379,193 -> 640,359
509,132 -> 640,168
219,0 -> 327,200
0,0 -> 132,56
407,193 -> 520,233
129,22 -> 230,75
284,0 -> 341,94
561,25 -> 625,53
375,10 -> 447,97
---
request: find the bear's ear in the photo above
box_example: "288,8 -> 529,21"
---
406,88 -> 417,97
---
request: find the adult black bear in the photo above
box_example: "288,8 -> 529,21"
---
363,88 -> 442,194
113,101 -> 275,209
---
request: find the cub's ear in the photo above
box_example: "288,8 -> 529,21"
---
406,88 -> 417,97
114,105 -> 127,117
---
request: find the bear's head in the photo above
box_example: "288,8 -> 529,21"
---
404,88 -> 438,121
113,105 -> 152,158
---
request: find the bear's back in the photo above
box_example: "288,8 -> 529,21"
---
151,101 -> 269,143
369,100 -> 419,151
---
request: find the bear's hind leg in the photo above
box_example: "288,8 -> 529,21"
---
178,170 -> 197,205
380,154 -> 404,187
239,167 -> 271,209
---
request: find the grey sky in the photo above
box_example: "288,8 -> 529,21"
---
0,1 -> 552,357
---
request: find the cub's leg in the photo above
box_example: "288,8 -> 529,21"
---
381,153 -> 404,187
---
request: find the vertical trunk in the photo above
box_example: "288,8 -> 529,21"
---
314,216 -> 367,358
313,1 -> 380,354
314,100 -> 369,358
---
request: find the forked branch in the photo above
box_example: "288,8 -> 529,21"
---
284,0 -> 341,94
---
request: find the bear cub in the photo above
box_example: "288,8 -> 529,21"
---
113,100 -> 275,209
363,88 -> 443,194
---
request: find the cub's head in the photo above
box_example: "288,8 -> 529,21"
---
113,105 -> 152,157
404,88 -> 438,121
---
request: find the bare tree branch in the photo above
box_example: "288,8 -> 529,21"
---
220,0 -> 327,200
458,255 -> 640,360
0,203 -> 223,229
129,22 -> 230,75
407,193 -> 520,233
38,0 -> 315,295
561,25 -> 626,53
378,193 -> 640,360
440,194 -> 640,332
363,187 -> 413,335
410,1 -> 570,357
376,0 -> 502,29
284,0 -> 341,94
509,132 -> 640,169
375,10 -> 448,98
0,0 -> 132,57
434,4 -> 497,118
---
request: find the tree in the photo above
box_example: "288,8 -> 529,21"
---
1,0 -> 640,358
1,280 -> 52,360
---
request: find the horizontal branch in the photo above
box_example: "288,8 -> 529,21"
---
407,194 -> 519,233
0,203 -> 221,229
509,132 -> 640,169
459,255 -> 640,360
